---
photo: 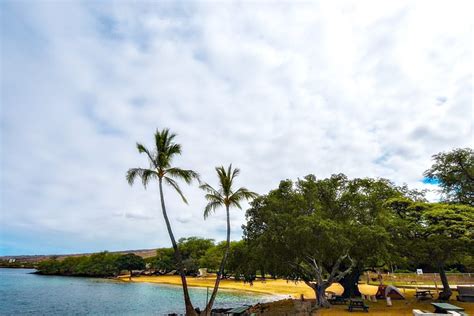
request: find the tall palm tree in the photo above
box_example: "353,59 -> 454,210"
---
200,165 -> 257,316
126,128 -> 199,316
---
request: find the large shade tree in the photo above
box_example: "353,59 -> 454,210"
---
296,174 -> 409,298
424,148 -> 474,206
126,128 -> 200,316
200,165 -> 257,316
243,174 -> 404,307
116,253 -> 146,280
387,199 -> 474,300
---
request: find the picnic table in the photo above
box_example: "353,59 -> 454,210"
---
348,299 -> 369,312
328,295 -> 348,305
431,302 -> 465,314
415,289 -> 434,300
225,305 -> 251,315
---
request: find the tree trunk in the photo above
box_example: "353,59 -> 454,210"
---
341,267 -> 361,298
159,178 -> 197,316
316,283 -> 331,308
129,270 -> 132,281
304,281 -> 331,309
437,264 -> 452,300
203,205 -> 231,316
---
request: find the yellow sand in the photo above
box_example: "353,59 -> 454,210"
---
119,276 -> 474,315
119,275 -> 343,298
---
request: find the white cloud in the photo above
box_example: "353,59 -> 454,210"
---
1,0 -> 472,255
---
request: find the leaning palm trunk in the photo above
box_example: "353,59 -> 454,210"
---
200,165 -> 257,316
127,129 -> 200,316
159,179 -> 197,316
203,205 -> 231,315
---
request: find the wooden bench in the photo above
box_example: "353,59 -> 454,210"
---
348,299 -> 369,312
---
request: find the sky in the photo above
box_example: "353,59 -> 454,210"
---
0,0 -> 472,256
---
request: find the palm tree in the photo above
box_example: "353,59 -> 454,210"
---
200,165 -> 257,315
126,128 -> 199,316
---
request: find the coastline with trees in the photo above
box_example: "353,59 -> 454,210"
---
30,132 -> 473,315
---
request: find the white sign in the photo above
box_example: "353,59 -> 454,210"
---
416,269 -> 423,275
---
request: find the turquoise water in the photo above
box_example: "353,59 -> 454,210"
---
0,268 -> 274,315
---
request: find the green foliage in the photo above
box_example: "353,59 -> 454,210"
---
199,242 -> 225,270
243,174 -> 406,280
386,199 -> 474,267
386,199 -> 474,297
177,237 -> 215,274
178,237 -> 215,260
36,252 -> 124,277
200,164 -> 258,218
37,258 -> 63,275
424,148 -> 474,206
116,253 -> 145,273
198,240 -> 248,275
182,258 -> 199,273
148,248 -> 176,273
126,128 -> 200,202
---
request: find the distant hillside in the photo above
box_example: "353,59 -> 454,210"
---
0,248 -> 157,264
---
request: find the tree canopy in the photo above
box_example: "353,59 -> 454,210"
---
386,199 -> 474,299
243,174 -> 406,305
424,148 -> 474,206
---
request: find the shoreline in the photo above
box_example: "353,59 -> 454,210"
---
117,275 -> 340,299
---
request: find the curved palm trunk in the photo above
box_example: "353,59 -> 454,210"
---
203,205 -> 231,316
159,178 -> 197,316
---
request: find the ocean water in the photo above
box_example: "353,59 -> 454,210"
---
0,268 -> 274,315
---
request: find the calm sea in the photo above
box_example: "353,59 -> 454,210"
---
0,268 -> 274,315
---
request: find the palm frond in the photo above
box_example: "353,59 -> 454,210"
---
154,129 -> 182,168
126,168 -> 158,188
204,193 -> 224,204
136,143 -> 157,167
232,187 -> 259,201
164,176 -> 188,204
155,128 -> 169,152
200,183 -> 220,195
228,187 -> 257,209
164,129 -> 176,149
128,128 -> 196,206
167,167 -> 200,184
230,165 -> 240,182
155,128 -> 176,152
216,165 -> 232,196
228,198 -> 242,209
204,200 -> 223,219
200,182 -> 224,219
126,168 -> 141,186
141,169 -> 159,188
167,143 -> 182,157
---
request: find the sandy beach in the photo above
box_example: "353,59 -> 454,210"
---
118,276 -> 474,315
118,275 -> 339,298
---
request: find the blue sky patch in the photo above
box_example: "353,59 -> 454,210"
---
422,177 -> 440,185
